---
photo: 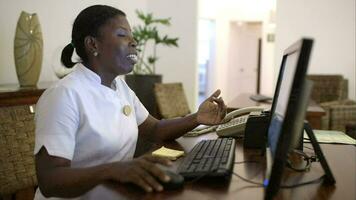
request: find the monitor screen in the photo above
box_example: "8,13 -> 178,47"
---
264,38 -> 313,200
268,51 -> 299,156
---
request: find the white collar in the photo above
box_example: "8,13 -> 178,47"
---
77,63 -> 102,85
76,63 -> 120,91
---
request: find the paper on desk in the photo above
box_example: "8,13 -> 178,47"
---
304,130 -> 356,145
152,146 -> 185,160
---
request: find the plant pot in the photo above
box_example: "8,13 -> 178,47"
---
125,74 -> 162,118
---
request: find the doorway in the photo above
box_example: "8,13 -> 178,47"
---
198,19 -> 215,104
227,21 -> 262,98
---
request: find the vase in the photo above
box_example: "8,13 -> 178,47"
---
14,11 -> 43,87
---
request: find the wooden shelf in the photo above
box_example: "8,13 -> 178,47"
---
0,82 -> 55,107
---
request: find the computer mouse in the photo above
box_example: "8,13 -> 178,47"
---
159,170 -> 184,190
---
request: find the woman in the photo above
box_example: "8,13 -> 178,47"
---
34,5 -> 227,199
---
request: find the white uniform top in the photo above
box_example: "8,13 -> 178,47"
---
33,63 -> 149,200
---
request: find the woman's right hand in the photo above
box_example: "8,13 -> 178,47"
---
109,155 -> 172,192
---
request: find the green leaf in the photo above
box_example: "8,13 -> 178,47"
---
148,56 -> 158,64
132,10 -> 179,74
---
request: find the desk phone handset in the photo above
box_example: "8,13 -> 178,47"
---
184,106 -> 266,137
216,107 -> 266,137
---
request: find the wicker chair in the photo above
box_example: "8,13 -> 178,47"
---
0,105 -> 37,200
307,75 -> 348,103
307,75 -> 356,132
154,83 -> 191,119
319,100 -> 356,132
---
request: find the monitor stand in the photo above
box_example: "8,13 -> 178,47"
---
304,121 -> 336,185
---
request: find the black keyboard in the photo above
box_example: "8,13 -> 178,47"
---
178,137 -> 236,179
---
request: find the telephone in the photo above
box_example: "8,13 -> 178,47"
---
184,106 -> 266,137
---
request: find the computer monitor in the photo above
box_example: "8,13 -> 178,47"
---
264,38 -> 314,199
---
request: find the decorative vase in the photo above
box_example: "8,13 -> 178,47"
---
14,11 -> 43,87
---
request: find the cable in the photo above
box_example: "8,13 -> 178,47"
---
304,146 -> 314,151
186,160 -> 324,189
188,160 -> 260,183
231,171 -> 325,189
286,159 -> 311,172
234,160 -> 260,164
231,171 -> 264,186
280,175 -> 325,188
286,149 -> 318,172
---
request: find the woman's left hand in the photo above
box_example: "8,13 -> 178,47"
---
196,89 -> 227,125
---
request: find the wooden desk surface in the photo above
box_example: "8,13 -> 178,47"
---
106,133 -> 355,200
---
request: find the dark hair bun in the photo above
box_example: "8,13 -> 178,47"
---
61,43 -> 76,68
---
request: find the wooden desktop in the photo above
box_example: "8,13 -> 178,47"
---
227,93 -> 326,129
1,88 -> 354,199
104,132 -> 356,200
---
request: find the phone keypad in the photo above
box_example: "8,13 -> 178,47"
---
220,115 -> 248,129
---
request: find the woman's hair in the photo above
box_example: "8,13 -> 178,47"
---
61,5 -> 126,68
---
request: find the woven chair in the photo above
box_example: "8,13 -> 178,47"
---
307,74 -> 355,132
307,75 -> 348,103
154,83 -> 191,119
320,100 -> 356,132
0,105 -> 37,199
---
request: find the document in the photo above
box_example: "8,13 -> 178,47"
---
304,130 -> 356,145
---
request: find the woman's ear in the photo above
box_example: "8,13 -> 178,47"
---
84,36 -> 99,57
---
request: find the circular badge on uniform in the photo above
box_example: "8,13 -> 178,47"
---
123,105 -> 131,116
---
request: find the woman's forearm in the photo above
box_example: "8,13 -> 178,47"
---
38,162 -> 113,198
154,113 -> 199,141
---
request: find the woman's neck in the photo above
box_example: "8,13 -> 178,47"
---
83,62 -> 117,89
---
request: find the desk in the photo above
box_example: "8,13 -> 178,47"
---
228,93 -> 326,129
107,133 -> 355,199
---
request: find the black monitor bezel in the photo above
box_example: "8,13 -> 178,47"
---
265,38 -> 314,199
268,50 -> 287,121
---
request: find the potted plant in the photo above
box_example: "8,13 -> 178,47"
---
125,10 -> 179,117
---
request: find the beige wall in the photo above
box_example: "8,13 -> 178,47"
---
275,0 -> 356,100
0,0 -> 147,85
147,0 -> 199,110
0,0 -> 199,109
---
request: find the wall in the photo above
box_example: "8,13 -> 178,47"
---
147,0 -> 199,110
0,0 -> 146,85
275,0 -> 356,100
0,0 -> 199,110
199,0 -> 276,102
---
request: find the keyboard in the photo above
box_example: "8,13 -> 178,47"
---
178,137 -> 236,179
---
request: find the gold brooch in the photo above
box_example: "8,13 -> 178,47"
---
123,105 -> 131,116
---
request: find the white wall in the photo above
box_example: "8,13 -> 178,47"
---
199,0 -> 276,102
0,0 -> 147,85
275,0 -> 356,100
147,0 -> 199,110
0,0 -> 199,110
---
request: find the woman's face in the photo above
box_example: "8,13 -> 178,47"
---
95,15 -> 137,75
